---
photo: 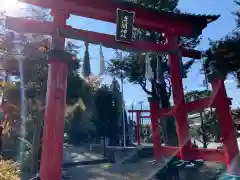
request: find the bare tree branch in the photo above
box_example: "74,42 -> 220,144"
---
139,81 -> 152,95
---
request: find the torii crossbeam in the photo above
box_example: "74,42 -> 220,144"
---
5,16 -> 202,58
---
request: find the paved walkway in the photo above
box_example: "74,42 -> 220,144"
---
61,143 -> 235,180
63,145 -> 104,164
62,144 -> 166,180
65,160 -> 165,180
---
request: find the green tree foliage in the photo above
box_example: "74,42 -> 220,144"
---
65,106 -> 95,145
231,108 -> 240,132
110,77 -> 122,136
234,0 -> 240,26
232,108 -> 240,121
93,85 -> 121,145
139,124 -> 152,142
185,90 -> 221,147
204,1 -> 240,85
185,90 -> 211,102
65,83 -> 121,146
136,0 -> 179,11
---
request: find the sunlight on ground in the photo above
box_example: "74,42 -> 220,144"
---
102,164 -> 112,169
0,0 -> 26,14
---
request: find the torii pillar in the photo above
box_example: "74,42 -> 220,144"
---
167,35 -> 191,160
40,11 -> 71,180
40,50 -> 72,180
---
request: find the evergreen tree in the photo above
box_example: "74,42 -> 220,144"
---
185,90 -> 217,148
93,85 -> 121,146
204,1 -> 240,85
111,78 -> 122,128
234,0 -> 240,26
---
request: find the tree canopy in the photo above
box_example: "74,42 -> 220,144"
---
204,1 -> 240,85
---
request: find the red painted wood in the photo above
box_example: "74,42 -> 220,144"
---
21,0 -> 197,36
191,148 -> 225,163
180,48 -> 202,59
61,26 -> 172,52
211,79 -> 240,174
5,17 -> 202,58
186,97 -> 214,113
186,96 -> 231,113
40,14 -> 68,180
128,95 -> 229,119
136,112 -> 141,146
149,100 -> 161,160
157,97 -> 215,117
40,61 -> 68,180
167,35 -> 191,160
5,16 -> 53,34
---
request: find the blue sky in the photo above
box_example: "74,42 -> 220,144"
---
5,0 -> 239,111
66,0 -> 240,110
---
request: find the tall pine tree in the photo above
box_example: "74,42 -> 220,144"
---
204,0 -> 240,86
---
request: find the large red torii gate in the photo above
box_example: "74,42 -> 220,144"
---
5,0 -> 239,179
5,16 -> 202,58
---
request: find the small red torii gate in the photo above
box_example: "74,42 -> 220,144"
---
129,78 -> 239,174
128,109 -> 151,146
5,0 -> 239,179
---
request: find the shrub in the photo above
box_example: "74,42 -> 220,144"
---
0,160 -> 21,180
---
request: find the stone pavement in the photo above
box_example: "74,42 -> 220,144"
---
61,144 -> 165,179
63,145 -> 104,164
61,144 -> 228,180
61,144 -> 168,179
64,159 -> 165,180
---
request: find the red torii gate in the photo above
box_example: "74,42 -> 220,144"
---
130,80 -> 239,174
128,109 -> 148,146
5,0 -> 239,179
129,88 -> 234,159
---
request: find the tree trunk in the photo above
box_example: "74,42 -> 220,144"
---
150,55 -> 178,146
200,111 -> 207,148
103,136 -> 106,157
158,83 -> 178,146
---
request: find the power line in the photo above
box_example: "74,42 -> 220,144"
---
219,26 -> 240,41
